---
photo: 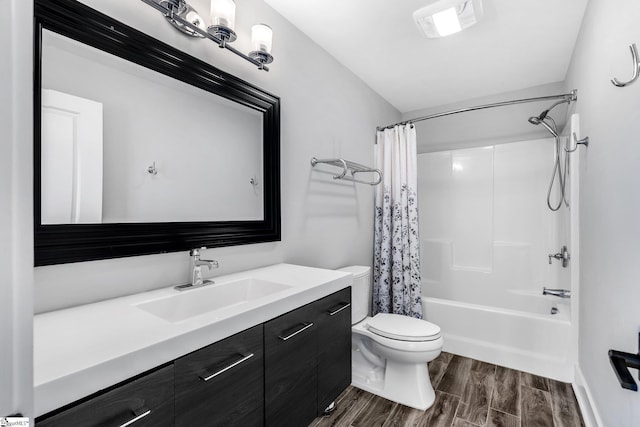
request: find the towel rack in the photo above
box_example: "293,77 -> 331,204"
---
310,157 -> 382,185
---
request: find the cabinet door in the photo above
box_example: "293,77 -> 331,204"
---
316,287 -> 352,414
174,324 -> 263,427
36,365 -> 174,427
264,302 -> 318,427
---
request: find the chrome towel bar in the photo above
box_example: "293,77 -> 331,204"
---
310,157 -> 382,186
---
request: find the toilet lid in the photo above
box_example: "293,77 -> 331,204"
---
367,313 -> 441,342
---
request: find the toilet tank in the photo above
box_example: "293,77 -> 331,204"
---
338,266 -> 371,324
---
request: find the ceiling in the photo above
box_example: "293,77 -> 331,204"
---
264,0 -> 589,113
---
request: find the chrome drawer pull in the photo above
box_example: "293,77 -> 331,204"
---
327,303 -> 351,316
278,322 -> 314,341
119,407 -> 151,427
199,353 -> 255,382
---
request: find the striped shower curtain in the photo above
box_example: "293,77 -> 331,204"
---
372,124 -> 423,318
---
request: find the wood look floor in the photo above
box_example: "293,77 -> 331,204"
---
309,352 -> 584,427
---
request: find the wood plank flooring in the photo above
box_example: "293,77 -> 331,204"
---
309,352 -> 584,427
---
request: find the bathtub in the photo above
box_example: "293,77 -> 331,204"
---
423,296 -> 574,382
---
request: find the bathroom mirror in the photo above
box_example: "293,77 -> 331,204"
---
34,0 -> 280,266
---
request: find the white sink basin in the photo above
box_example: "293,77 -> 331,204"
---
136,278 -> 293,323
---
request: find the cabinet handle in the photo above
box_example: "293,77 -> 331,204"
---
119,407 -> 151,427
327,302 -> 351,316
278,322 -> 314,341
199,353 -> 254,382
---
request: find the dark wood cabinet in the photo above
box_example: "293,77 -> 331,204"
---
174,325 -> 264,427
36,365 -> 174,427
316,287 -> 352,415
37,287 -> 351,427
264,301 -> 318,427
264,288 -> 352,426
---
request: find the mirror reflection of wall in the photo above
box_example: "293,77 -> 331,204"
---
41,29 -> 264,224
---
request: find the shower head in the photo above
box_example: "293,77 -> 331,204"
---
528,98 -> 570,126
528,115 -> 559,138
528,97 -> 571,137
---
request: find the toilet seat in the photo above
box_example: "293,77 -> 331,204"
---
367,313 -> 441,342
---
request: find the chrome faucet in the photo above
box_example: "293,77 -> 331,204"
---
174,247 -> 219,291
543,287 -> 571,298
548,245 -> 570,268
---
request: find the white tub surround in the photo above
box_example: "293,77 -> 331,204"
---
34,263 -> 352,417
418,139 -> 573,315
418,132 -> 580,382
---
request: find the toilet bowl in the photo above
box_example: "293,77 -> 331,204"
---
339,266 -> 443,411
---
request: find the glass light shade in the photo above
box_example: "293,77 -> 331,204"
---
251,24 -> 273,53
210,0 -> 236,30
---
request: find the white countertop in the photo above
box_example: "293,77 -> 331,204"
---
34,263 -> 353,416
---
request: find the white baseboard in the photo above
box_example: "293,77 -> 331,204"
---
573,365 -> 603,427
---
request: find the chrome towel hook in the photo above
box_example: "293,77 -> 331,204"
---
611,43 -> 639,87
147,161 -> 158,175
565,133 -> 589,153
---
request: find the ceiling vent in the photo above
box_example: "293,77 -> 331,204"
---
413,0 -> 483,38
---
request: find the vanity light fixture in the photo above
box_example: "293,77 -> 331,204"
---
249,24 -> 273,70
209,0 -> 236,47
413,0 -> 483,38
141,0 -> 274,71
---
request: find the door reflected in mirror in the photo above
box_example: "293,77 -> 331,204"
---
41,30 -> 264,224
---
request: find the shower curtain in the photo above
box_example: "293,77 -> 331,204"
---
373,124 -> 423,318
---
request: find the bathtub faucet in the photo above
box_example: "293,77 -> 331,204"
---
548,245 -> 570,268
543,287 -> 571,298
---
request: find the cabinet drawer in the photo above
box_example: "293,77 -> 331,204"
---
36,365 -> 174,427
175,324 -> 263,427
264,302 -> 318,427
316,287 -> 352,414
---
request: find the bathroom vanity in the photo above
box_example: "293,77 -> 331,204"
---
34,264 -> 352,427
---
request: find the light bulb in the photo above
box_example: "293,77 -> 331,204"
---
432,7 -> 462,37
251,24 -> 272,53
210,0 -> 236,30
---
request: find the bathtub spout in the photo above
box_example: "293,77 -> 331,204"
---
543,287 -> 571,298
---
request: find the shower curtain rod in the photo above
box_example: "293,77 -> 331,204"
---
377,90 -> 578,131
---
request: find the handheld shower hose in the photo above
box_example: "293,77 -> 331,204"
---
528,114 -> 569,211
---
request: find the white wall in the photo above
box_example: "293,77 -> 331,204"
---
0,0 -> 33,418
34,0 -> 400,313
564,0 -> 640,425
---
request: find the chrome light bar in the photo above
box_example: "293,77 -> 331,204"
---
141,0 -> 272,71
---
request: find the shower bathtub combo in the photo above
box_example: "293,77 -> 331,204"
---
412,95 -> 581,381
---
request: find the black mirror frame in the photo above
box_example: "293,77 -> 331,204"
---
34,0 -> 281,266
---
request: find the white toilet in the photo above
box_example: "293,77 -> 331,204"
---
340,266 -> 443,411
